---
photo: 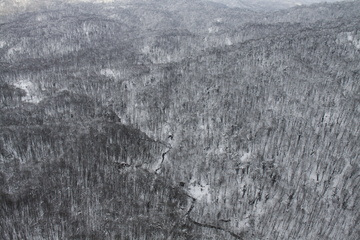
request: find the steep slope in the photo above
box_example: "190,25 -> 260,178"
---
0,88 -> 197,239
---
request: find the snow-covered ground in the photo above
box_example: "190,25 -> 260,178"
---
13,80 -> 42,103
188,179 -> 211,201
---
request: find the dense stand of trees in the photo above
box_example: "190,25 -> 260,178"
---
0,0 -> 359,239
0,107 -> 195,239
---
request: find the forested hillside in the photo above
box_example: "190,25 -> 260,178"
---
0,0 -> 359,239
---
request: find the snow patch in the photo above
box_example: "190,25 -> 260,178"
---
355,42 -> 360,50
7,46 -> 22,57
0,41 -> 6,48
188,180 -> 210,201
208,26 -> 219,34
235,216 -> 251,231
142,45 -> 151,54
151,157 -> 163,172
100,68 -> 116,78
217,144 -> 226,154
322,112 -> 331,124
337,32 -> 360,50
36,15 -> 47,21
309,169 -> 318,182
240,151 -> 252,163
13,80 -> 42,103
225,37 -> 232,46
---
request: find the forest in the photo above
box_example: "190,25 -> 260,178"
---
0,0 -> 359,239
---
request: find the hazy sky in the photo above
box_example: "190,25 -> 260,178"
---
210,0 -> 348,8
0,0 -> 350,14
211,0 -> 346,3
